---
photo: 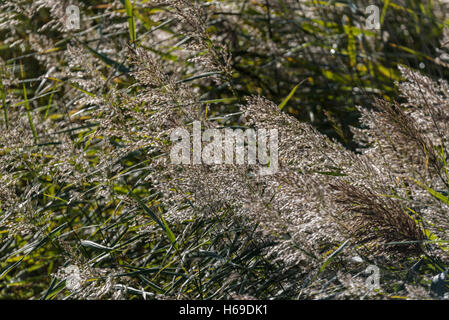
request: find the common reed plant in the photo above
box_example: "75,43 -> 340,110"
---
0,0 -> 448,300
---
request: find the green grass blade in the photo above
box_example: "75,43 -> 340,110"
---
124,0 -> 136,43
0,78 -> 8,129
279,80 -> 304,110
136,198 -> 177,248
43,91 -> 54,120
319,239 -> 350,273
0,257 -> 25,280
412,178 -> 449,205
22,83 -> 38,144
80,42 -> 130,74
161,215 -> 178,250
380,0 -> 391,25
80,240 -> 114,251
179,72 -> 221,83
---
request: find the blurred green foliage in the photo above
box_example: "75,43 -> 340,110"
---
1,0 -> 449,299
